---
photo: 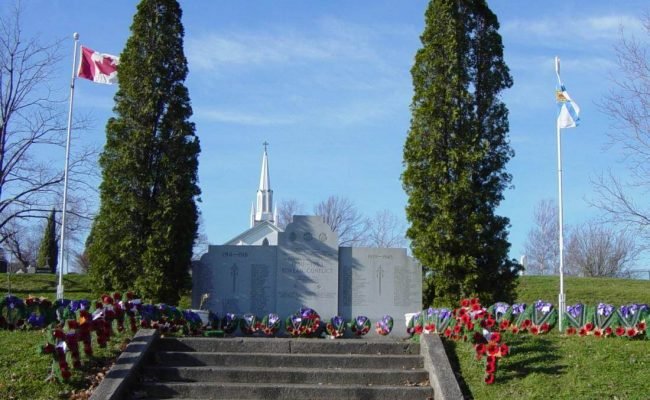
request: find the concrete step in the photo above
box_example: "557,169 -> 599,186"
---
154,351 -> 424,369
155,337 -> 420,355
138,381 -> 434,400
145,365 -> 430,385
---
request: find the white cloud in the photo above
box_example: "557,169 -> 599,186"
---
187,17 -> 384,72
195,108 -> 298,126
503,14 -> 644,42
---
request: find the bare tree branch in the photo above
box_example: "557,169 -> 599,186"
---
313,195 -> 369,246
276,199 -> 305,230
593,14 -> 650,248
0,5 -> 98,248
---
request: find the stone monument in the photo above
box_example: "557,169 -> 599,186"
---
192,145 -> 422,336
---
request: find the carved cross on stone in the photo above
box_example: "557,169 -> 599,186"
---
376,265 -> 385,296
230,263 -> 239,292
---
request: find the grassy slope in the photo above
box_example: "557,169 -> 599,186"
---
449,275 -> 650,400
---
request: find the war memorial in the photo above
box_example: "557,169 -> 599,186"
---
192,147 -> 422,335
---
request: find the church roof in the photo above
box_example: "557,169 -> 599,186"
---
223,220 -> 283,245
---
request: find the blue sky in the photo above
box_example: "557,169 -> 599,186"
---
11,1 -> 650,269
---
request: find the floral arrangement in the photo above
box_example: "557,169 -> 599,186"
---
285,307 -> 321,337
615,303 -> 648,338
487,302 -> 513,331
0,294 -> 26,329
239,313 -> 260,335
423,308 -> 453,334
25,296 -> 53,329
375,315 -> 393,336
182,310 -> 204,335
564,303 -> 617,337
508,303 -> 528,333
528,300 -> 556,335
350,315 -> 371,336
406,312 -> 423,335
473,330 -> 509,385
41,326 -> 72,380
221,313 -> 239,334
326,316 -> 346,338
260,313 -> 280,337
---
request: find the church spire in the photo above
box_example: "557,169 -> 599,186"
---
254,142 -> 274,225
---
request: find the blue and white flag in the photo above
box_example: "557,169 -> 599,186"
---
556,85 -> 580,129
554,57 -> 580,129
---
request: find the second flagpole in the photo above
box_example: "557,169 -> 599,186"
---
57,32 -> 80,300
555,56 -> 566,331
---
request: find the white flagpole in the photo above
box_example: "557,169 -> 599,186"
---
555,56 -> 565,331
57,33 -> 80,300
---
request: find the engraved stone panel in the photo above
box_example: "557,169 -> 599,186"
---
338,247 -> 422,336
276,216 -> 339,317
195,245 -> 277,317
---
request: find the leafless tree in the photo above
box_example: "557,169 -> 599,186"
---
565,222 -> 639,277
0,5 -> 97,247
73,249 -> 90,273
593,15 -> 650,249
192,214 -> 210,260
364,209 -> 407,248
276,199 -> 305,230
314,195 -> 369,246
1,219 -> 39,271
523,199 -> 560,275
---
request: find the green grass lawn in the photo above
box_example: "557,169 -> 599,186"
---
447,275 -> 650,400
1,273 -> 648,399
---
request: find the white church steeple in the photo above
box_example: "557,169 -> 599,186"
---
253,142 -> 274,226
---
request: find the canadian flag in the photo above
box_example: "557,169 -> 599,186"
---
77,46 -> 119,84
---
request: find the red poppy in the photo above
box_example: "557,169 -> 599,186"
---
444,328 -> 452,337
585,323 -> 594,332
540,323 -> 550,333
499,320 -> 510,330
470,298 -> 479,306
485,318 -> 496,328
453,325 -> 461,334
461,299 -> 471,308
490,332 -> 501,343
530,326 -> 539,335
604,327 -> 613,336
594,329 -> 602,337
521,319 -> 531,328
511,326 -> 519,334
472,303 -> 481,311
566,327 -> 576,335
486,355 -> 496,365
462,314 -> 471,324
637,322 -> 646,331
475,343 -> 486,355
627,328 -> 637,337
485,361 -> 497,374
458,308 -> 468,317
486,343 -> 498,356
484,373 -> 495,385
467,322 -> 475,331
415,325 -> 423,334
615,326 -> 625,336
499,343 -> 509,356
579,328 -> 587,336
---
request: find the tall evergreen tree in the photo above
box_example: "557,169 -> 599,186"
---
88,0 -> 200,304
402,0 -> 521,307
37,208 -> 58,273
